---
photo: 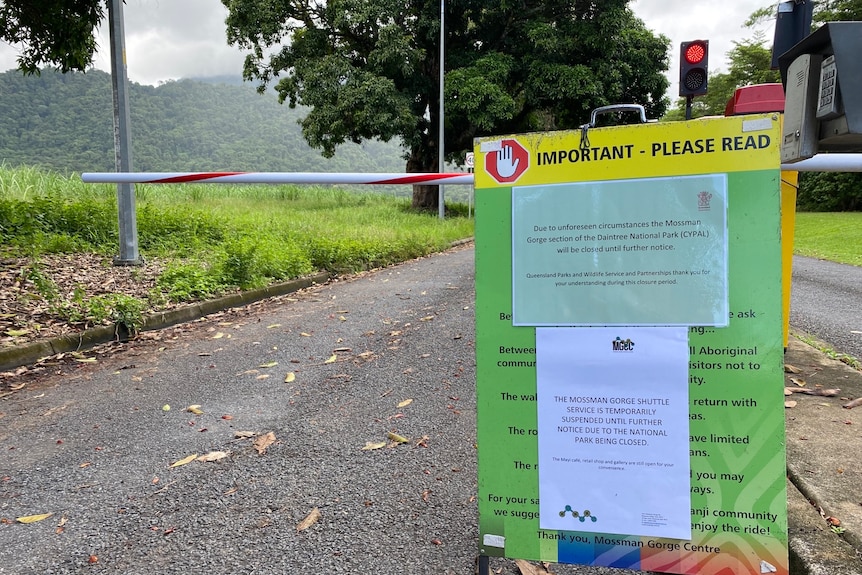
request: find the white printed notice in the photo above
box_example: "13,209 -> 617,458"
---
536,327 -> 691,540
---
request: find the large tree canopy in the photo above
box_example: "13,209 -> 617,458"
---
0,0 -> 103,74
223,0 -> 670,209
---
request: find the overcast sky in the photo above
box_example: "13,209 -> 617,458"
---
0,0 -> 774,96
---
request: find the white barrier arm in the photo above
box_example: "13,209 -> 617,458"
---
81,172 -> 475,185
81,153 -> 862,187
782,154 -> 862,172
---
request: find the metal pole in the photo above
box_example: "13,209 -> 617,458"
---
437,0 -> 445,219
108,0 -> 141,265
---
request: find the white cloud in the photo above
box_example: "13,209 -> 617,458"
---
633,0 -> 776,97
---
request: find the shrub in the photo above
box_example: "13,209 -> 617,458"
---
157,262 -> 227,302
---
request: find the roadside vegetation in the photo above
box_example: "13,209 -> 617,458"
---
1,163 -> 860,339
793,212 -> 862,267
0,165 -> 473,335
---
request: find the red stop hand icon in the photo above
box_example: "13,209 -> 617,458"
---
484,139 -> 530,184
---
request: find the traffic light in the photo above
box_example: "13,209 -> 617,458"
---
679,40 -> 709,97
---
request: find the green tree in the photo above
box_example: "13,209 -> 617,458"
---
815,0 -> 862,21
0,0 -> 103,74
222,0 -> 670,210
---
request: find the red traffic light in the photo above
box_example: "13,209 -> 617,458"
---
684,42 -> 707,65
679,40 -> 709,98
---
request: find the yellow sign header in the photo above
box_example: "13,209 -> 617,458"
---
474,114 -> 781,188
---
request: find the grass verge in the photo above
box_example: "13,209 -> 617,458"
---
0,165 -> 473,334
793,212 -> 862,267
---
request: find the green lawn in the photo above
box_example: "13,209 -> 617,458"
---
793,212 -> 862,266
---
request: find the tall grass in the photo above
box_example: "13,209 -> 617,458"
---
0,165 -> 474,304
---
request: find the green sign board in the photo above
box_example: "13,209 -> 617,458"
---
475,115 -> 788,574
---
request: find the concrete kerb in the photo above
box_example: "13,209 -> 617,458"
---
0,271 -> 330,372
788,478 -> 862,575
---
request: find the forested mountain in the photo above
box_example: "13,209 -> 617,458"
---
0,68 -> 407,175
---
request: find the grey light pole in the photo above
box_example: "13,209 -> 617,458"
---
108,0 -> 141,265
437,0 -> 445,220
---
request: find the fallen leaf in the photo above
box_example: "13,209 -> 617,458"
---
784,388 -> 793,396
6,329 -> 30,337
514,559 -> 543,575
784,364 -> 802,374
785,400 -> 797,408
397,398 -> 413,408
431,538 -> 442,545
843,397 -> 862,409
234,430 -> 257,439
256,374 -> 270,380
789,377 -> 806,387
222,415 -> 233,420
259,361 -> 278,368
420,315 -> 434,321
296,507 -> 321,531
212,332 -> 224,339
74,357 -> 97,363
284,372 -> 296,383
10,382 -> 26,391
788,388 -> 840,396
197,451 -> 229,462
16,513 -> 53,523
362,441 -> 387,451
324,354 -> 337,364
169,454 -> 198,468
186,405 -> 204,415
300,332 -> 312,337
267,324 -> 281,329
387,432 -> 409,444
253,431 -> 276,454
